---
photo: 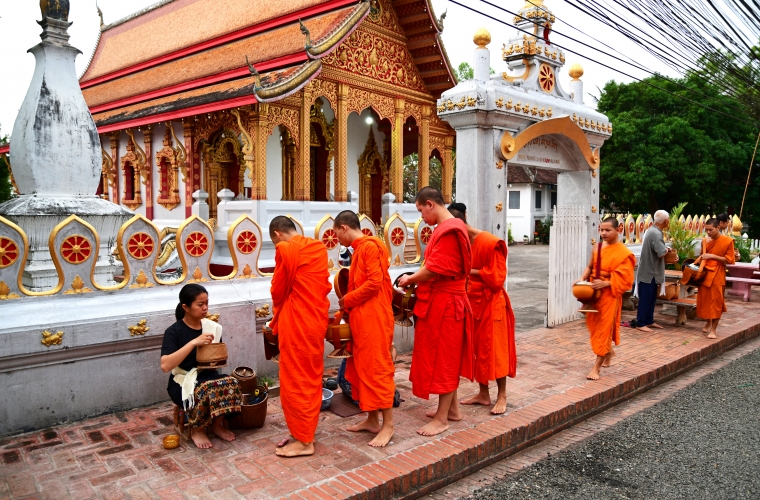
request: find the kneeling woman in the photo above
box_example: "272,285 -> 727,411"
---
160,284 -> 242,448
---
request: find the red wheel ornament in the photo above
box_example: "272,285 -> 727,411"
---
61,235 -> 92,264
390,227 -> 405,246
236,230 -> 257,254
539,64 -> 555,92
185,232 -> 209,257
321,228 -> 338,250
127,232 -> 154,260
420,226 -> 433,245
362,228 -> 373,237
0,237 -> 19,268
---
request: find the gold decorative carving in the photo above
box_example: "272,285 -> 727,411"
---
495,203 -> 503,212
495,97 -> 504,108
206,313 -> 220,322
322,27 -> 427,94
358,128 -> 385,216
190,266 -> 208,283
0,281 -> 20,300
502,58 -> 533,83
101,147 -> 114,200
500,116 -> 600,169
121,131 -> 145,210
547,107 -> 553,118
454,97 -> 466,110
128,319 -> 150,336
496,160 -> 504,169
591,238 -> 597,245
466,96 -> 477,107
63,275 -> 94,295
346,86 -> 395,124
41,330 -> 64,347
155,126 -> 181,210
592,170 -> 597,178
367,0 -> 403,34
267,105 -> 300,147
129,270 -> 155,289
255,304 -> 271,318
238,263 -> 254,279
309,78 -> 338,108
591,206 -> 597,213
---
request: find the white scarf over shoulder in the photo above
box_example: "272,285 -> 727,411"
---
171,319 -> 223,409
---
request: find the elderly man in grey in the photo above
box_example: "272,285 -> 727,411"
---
636,210 -> 676,332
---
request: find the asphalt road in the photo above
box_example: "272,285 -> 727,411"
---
466,345 -> 760,500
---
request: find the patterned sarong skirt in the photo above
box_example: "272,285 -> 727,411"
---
188,376 -> 242,428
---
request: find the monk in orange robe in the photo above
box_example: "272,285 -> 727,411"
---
696,218 -> 735,339
332,210 -> 396,447
578,217 -> 635,381
268,216 -> 331,457
397,187 -> 474,436
448,209 -> 517,415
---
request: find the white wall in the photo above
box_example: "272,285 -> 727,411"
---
265,128 -> 283,201
505,183 -> 555,241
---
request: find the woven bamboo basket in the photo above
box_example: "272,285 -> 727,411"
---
229,385 -> 268,429
231,366 -> 257,394
196,343 -> 228,369
657,282 -> 679,300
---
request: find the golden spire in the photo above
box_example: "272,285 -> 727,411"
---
569,63 -> 584,80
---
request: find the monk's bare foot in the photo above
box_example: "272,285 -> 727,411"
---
211,420 -> 235,442
368,425 -> 394,447
460,394 -> 491,406
417,420 -> 449,436
636,326 -> 653,333
491,395 -> 507,415
650,323 -> 664,329
586,368 -> 601,380
707,331 -> 717,339
347,418 -> 381,434
190,427 -> 212,449
275,440 -> 314,457
702,323 -> 711,334
601,350 -> 616,368
391,346 -> 398,362
425,408 -> 462,421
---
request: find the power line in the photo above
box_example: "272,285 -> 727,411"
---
446,0 -> 760,127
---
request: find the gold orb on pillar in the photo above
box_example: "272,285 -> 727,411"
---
473,28 -> 492,49
569,63 -> 584,81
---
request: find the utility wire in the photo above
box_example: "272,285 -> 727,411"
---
447,0 -> 760,127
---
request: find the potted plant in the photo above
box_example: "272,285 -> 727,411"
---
507,223 -> 514,245
523,234 -> 529,244
666,202 -> 696,270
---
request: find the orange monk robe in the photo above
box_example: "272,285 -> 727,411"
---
270,234 -> 331,443
468,232 -> 517,384
342,236 -> 396,411
410,218 -> 475,399
696,235 -> 735,320
585,242 -> 635,357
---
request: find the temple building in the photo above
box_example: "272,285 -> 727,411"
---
77,0 -> 456,229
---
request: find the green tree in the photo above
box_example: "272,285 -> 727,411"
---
402,153 -> 456,203
596,72 -> 759,236
456,62 -> 495,82
0,125 -> 12,204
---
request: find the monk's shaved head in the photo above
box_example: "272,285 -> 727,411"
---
705,217 -> 718,227
601,216 -> 619,229
448,208 -> 466,222
334,210 -> 361,230
415,186 -> 445,206
269,215 -> 297,239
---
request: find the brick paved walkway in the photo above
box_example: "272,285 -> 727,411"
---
2,297 -> 759,500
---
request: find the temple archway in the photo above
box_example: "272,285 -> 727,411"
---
358,128 -> 385,223
203,129 -> 243,219
309,98 -> 334,201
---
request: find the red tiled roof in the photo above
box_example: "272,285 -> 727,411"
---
507,166 -> 558,185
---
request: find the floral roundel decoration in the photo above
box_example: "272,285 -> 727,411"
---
61,235 -> 92,264
538,64 -> 555,93
236,230 -> 258,254
390,227 -> 405,247
0,237 -> 20,268
362,228 -> 374,237
420,226 -> 433,245
185,232 -> 209,257
127,232 -> 154,260
321,228 -> 339,250
628,222 -> 635,236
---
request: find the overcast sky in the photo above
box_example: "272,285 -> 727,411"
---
0,0 -> 679,137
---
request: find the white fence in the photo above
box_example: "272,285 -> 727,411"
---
548,205 -> 588,327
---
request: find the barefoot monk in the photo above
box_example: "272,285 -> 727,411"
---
697,218 -> 735,339
333,210 -> 396,447
578,217 -> 635,381
269,216 -> 332,457
449,209 -> 517,415
397,187 -> 474,436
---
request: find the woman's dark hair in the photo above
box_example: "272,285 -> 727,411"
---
175,284 -> 208,321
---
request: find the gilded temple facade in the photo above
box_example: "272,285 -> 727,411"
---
77,0 -> 456,229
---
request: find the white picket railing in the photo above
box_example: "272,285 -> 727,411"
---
548,205 -> 588,326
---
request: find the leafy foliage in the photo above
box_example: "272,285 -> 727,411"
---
402,153 -> 455,203
733,235 -> 751,262
596,73 -> 759,236
667,202 -> 696,267
456,62 -> 495,82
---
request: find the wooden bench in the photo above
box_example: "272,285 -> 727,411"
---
726,276 -> 760,302
656,298 -> 697,326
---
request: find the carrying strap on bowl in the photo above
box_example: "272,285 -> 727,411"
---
595,241 -> 603,280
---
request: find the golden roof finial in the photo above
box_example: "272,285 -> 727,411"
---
473,27 -> 491,48
523,0 -> 545,7
569,63 -> 584,80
